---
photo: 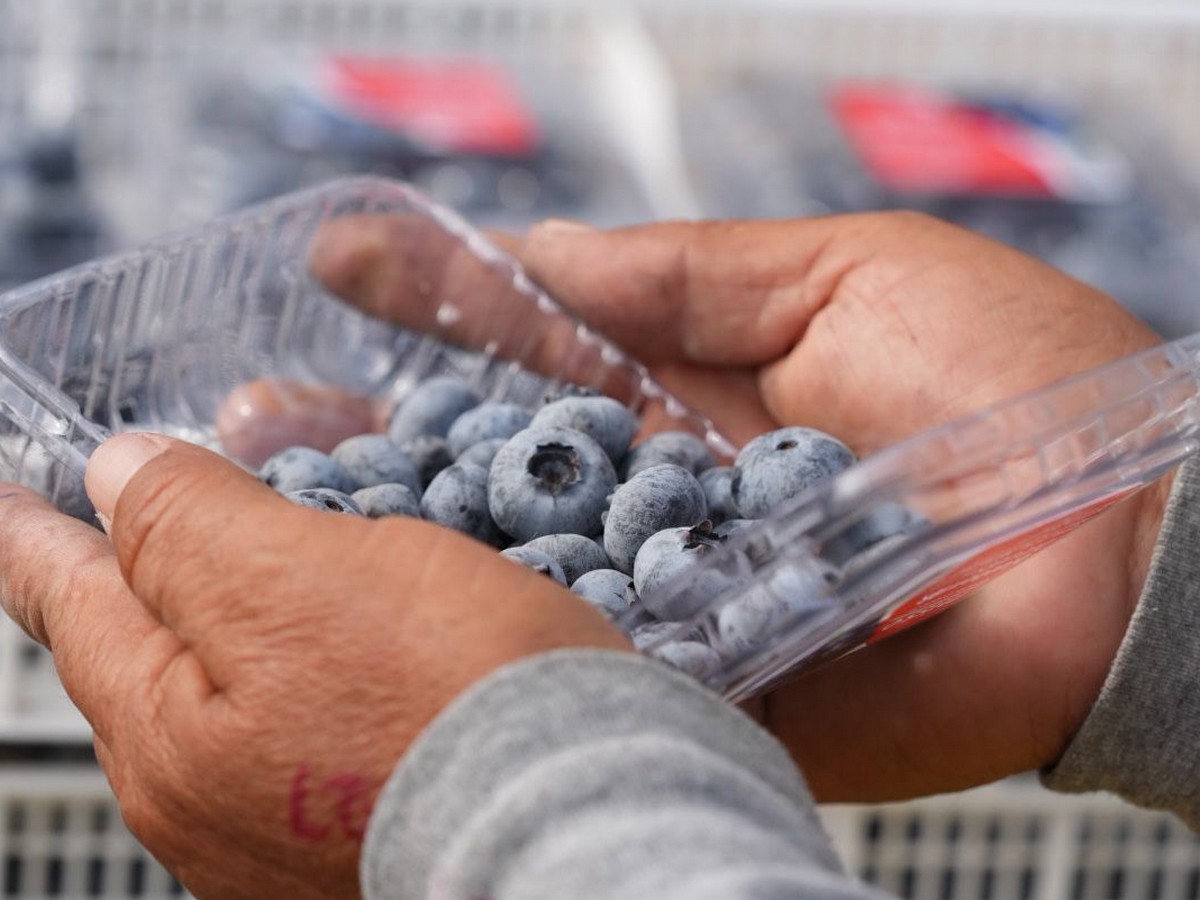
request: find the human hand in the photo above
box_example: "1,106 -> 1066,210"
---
499,211 -> 1170,802
0,436 -> 629,899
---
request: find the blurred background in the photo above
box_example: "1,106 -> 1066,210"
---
1,1 -> 1200,897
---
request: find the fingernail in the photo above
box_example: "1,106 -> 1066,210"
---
85,432 -> 175,519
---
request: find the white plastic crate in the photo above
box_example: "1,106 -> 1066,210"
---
0,759 -> 1196,900
820,778 -> 1200,899
0,765 -> 183,899
0,621 -> 88,745
58,0 -> 690,242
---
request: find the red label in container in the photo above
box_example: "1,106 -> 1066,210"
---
867,490 -> 1134,643
831,83 -> 1057,197
322,57 -> 540,157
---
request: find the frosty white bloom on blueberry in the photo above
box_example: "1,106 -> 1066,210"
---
633,521 -> 739,621
260,446 -> 359,495
570,568 -> 637,619
602,464 -> 707,573
488,425 -> 617,542
500,546 -> 568,585
621,431 -> 716,479
446,402 -> 534,458
387,375 -> 480,443
285,487 -> 364,515
731,426 -> 855,518
698,466 -> 738,524
456,437 -> 509,470
352,483 -> 421,519
332,434 -> 421,495
523,532 -> 611,584
530,396 -> 639,464
421,462 -> 508,547
398,434 -> 455,488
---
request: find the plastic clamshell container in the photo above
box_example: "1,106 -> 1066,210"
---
0,176 -> 1196,709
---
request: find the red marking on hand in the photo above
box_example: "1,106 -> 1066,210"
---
290,763 -> 331,841
326,771 -> 374,842
289,763 -> 376,843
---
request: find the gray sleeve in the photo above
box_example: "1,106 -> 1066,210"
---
361,649 -> 893,900
1042,456 -> 1200,829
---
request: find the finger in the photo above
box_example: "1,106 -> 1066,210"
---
307,215 -> 645,403
0,485 -> 185,743
215,378 -> 381,468
516,216 -> 871,366
84,432 -> 380,660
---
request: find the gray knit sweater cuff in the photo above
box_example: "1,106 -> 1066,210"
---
360,649 -> 844,900
1042,456 -> 1200,829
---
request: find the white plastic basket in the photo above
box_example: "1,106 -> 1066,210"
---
820,777 -> 1200,900
0,765 -> 183,899
0,759 -> 1196,900
0,621 -> 87,744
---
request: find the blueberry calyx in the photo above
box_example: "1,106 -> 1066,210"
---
527,442 -> 581,495
682,520 -> 722,551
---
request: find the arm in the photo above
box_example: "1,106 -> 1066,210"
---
362,650 -> 890,900
1042,455 -> 1200,828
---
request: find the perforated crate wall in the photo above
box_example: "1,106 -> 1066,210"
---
821,778 -> 1200,900
0,766 -> 184,899
0,620 -> 88,743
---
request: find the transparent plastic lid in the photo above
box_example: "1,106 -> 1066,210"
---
0,176 -> 1192,700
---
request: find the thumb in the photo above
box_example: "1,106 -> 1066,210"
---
85,432 -> 364,641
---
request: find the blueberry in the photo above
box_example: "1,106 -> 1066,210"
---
398,435 -> 455,488
446,402 -> 534,458
570,568 -> 636,619
824,502 -> 917,566
650,640 -> 723,679
420,462 -> 508,547
455,437 -> 506,470
388,376 -> 480,443
714,561 -> 839,656
629,619 -> 705,651
260,446 -> 359,494
487,425 -> 617,542
602,464 -> 707,573
698,466 -> 738,524
523,532 -> 611,584
713,518 -> 757,539
713,593 -> 780,657
530,396 -> 639,464
331,434 -> 421,494
285,488 -> 364,515
629,620 -> 690,652
622,431 -> 716,479
731,426 -> 855,518
842,531 -> 915,579
351,483 -> 421,518
500,546 -> 567,585
633,522 -> 738,621
617,598 -> 656,632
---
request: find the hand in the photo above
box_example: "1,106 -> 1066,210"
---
0,437 -> 628,899
501,212 -> 1170,801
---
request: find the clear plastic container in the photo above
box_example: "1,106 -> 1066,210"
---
0,176 -> 1194,704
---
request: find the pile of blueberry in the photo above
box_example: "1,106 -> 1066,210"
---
255,375 -> 909,679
